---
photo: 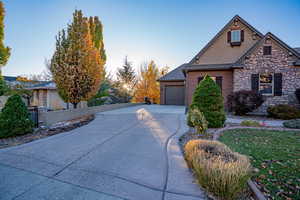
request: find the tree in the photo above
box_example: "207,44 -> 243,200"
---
0,94 -> 33,138
117,56 -> 136,89
0,74 -> 8,96
192,75 -> 226,128
50,10 -> 104,108
89,16 -> 106,64
133,61 -> 160,103
0,1 -> 10,67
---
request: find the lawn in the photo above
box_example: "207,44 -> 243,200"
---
219,129 -> 300,200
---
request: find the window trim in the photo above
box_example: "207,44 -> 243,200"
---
259,73 -> 274,96
231,30 -> 241,43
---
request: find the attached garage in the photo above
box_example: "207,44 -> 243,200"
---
165,85 -> 185,105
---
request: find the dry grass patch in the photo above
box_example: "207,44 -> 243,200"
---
184,140 -> 251,200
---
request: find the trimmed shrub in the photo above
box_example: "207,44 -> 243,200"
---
267,104 -> 300,120
227,90 -> 264,115
295,88 -> 300,103
0,94 -> 33,138
187,104 -> 197,127
189,107 -> 208,134
240,120 -> 262,127
192,75 -> 225,128
184,140 -> 251,200
283,119 -> 300,129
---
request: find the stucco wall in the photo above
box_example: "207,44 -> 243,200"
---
39,103 -> 142,126
193,20 -> 260,65
233,37 -> 300,112
160,81 -> 185,104
186,70 -> 233,106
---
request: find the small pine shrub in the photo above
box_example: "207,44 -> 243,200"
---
189,107 -> 208,134
295,88 -> 300,103
192,75 -> 226,128
267,104 -> 300,120
0,94 -> 33,138
184,140 -> 251,200
283,119 -> 300,129
227,90 -> 264,115
240,120 -> 262,127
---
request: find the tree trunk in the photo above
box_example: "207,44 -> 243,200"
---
73,102 -> 78,109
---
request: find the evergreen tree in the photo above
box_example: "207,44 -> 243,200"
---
0,73 -> 8,96
191,75 -> 226,128
133,61 -> 160,103
116,56 -> 136,88
0,1 -> 10,67
0,94 -> 33,138
50,10 -> 104,108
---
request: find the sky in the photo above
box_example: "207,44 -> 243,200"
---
2,0 -> 300,77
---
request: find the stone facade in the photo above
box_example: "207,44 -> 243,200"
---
233,38 -> 300,112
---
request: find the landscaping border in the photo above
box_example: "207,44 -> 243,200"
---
213,126 -> 300,200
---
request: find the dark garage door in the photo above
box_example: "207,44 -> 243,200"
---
165,86 -> 185,105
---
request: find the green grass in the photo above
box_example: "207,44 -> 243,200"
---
219,129 -> 300,200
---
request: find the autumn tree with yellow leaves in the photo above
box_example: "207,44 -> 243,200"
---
133,61 -> 168,104
50,10 -> 105,108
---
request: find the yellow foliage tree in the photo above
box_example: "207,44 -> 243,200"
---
133,61 -> 167,104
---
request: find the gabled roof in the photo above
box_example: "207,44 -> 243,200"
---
235,32 -> 300,65
184,63 -> 241,73
158,64 -> 186,81
189,15 -> 264,64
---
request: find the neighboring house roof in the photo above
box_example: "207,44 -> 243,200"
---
3,76 -> 17,82
158,64 -> 186,81
28,81 -> 57,90
189,15 -> 264,65
294,47 -> 300,54
235,32 -> 300,66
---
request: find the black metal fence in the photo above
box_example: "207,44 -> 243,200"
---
28,106 -> 39,127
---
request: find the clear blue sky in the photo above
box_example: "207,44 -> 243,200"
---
2,0 -> 300,77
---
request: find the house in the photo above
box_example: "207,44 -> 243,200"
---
159,15 -> 300,112
29,81 -> 87,110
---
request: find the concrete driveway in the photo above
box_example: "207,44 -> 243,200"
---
0,105 -> 206,200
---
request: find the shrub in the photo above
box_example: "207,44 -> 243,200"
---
187,104 -> 197,127
227,90 -> 264,115
0,75 -> 9,96
184,140 -> 251,200
0,94 -> 33,138
240,120 -> 262,127
192,75 -> 226,128
283,119 -> 300,129
188,107 -> 208,134
295,88 -> 300,103
267,104 -> 300,120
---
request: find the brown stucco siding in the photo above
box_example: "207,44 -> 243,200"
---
193,21 -> 260,65
233,38 -> 300,112
160,81 -> 185,104
186,70 -> 233,106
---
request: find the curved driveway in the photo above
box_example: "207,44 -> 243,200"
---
0,105 -> 206,200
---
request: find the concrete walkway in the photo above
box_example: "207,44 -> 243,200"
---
0,105 -> 206,200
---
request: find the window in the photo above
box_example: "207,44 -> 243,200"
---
231,30 -> 241,42
259,73 -> 273,95
263,46 -> 272,55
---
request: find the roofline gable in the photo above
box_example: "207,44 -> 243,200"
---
235,32 -> 300,65
189,15 -> 264,65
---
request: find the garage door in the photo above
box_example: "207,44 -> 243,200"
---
165,86 -> 185,105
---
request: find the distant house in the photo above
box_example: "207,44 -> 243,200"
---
2,76 -> 86,110
159,15 -> 300,112
29,82 -> 87,110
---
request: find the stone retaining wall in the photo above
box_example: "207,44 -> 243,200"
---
39,103 -> 142,126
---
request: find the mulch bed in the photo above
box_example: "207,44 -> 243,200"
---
0,114 -> 95,149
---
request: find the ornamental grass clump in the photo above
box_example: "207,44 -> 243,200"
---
184,140 -> 251,200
